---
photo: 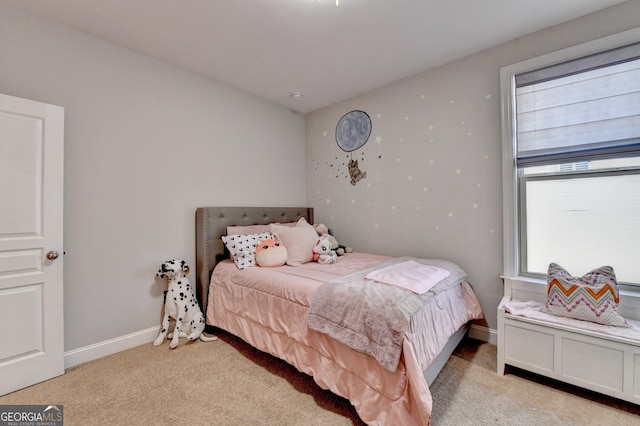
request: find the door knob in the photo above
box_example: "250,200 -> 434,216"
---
46,250 -> 59,260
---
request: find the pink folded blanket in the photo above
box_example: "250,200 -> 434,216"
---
364,260 -> 451,294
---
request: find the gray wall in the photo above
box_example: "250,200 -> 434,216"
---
3,1 -> 639,353
0,4 -> 306,351
305,1 -> 640,331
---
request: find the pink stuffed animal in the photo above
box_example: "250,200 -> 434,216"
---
255,238 -> 288,267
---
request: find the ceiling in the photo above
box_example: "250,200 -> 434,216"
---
1,0 -> 629,114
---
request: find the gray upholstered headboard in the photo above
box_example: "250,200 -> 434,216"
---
195,206 -> 314,315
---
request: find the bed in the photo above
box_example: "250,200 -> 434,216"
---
195,207 -> 483,425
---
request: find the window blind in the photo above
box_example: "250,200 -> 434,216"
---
515,43 -> 640,166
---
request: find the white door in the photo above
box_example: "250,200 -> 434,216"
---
0,93 -> 64,395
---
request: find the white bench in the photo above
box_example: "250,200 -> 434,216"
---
497,278 -> 640,405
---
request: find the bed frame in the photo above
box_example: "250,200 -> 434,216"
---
195,206 -> 466,386
195,206 -> 313,315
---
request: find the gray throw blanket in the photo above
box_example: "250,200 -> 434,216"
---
307,257 -> 467,372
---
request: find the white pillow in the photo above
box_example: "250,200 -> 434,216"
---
270,218 -> 318,266
221,231 -> 271,269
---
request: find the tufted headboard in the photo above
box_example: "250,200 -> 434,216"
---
195,206 -> 314,315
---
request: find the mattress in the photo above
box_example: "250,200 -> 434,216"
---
206,252 -> 483,425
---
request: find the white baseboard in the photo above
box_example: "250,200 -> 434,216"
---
469,324 -> 497,345
64,326 -> 159,369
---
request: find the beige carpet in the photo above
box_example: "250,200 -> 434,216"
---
1,333 -> 639,425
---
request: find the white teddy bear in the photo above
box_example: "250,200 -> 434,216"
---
312,237 -> 337,264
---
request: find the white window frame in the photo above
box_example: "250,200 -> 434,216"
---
501,27 -> 640,287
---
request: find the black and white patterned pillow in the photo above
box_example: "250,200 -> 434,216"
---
222,232 -> 272,269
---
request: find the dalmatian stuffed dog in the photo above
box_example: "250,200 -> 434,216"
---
154,259 -> 217,348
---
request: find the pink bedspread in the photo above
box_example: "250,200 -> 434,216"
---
309,257 -> 468,372
206,252 -> 483,425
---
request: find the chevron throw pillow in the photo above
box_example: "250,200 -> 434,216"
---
541,263 -> 628,327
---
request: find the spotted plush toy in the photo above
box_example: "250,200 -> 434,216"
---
154,259 -> 217,348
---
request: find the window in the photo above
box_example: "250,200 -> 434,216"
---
501,29 -> 640,287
